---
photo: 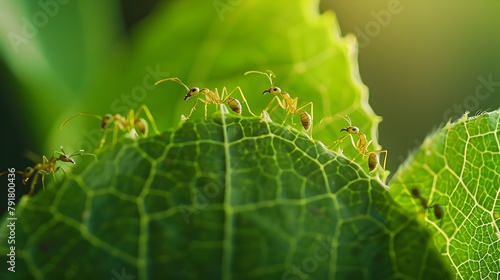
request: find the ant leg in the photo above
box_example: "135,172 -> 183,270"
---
42,155 -> 49,165
244,70 -> 276,86
126,109 -> 136,133
377,150 -> 388,170
185,100 -> 197,119
65,148 -> 84,158
268,97 -> 288,124
274,96 -> 288,113
60,112 -> 102,129
51,166 -> 60,183
0,171 -> 22,178
329,133 -> 351,148
186,98 -> 208,119
98,131 -> 107,149
320,114 -> 352,125
282,97 -> 298,125
28,171 -> 40,196
202,99 -> 210,120
58,166 -> 68,177
282,110 -> 292,126
265,97 -> 284,118
40,169 -> 52,191
58,146 -> 67,155
263,96 -> 277,113
268,100 -> 281,114
155,77 -> 191,92
135,104 -> 161,135
349,151 -> 364,164
345,134 -> 360,153
129,108 -> 147,135
296,102 -> 313,118
111,125 -> 120,147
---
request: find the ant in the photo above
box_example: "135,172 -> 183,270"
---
320,114 -> 387,172
0,147 -> 94,197
411,187 -> 444,220
155,77 -> 257,119
244,70 -> 313,135
60,105 -> 161,148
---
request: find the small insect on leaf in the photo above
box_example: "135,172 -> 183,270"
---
2,147 -> 95,197
245,70 -> 314,136
321,114 -> 387,173
61,105 -> 160,148
156,77 -> 256,119
433,204 -> 444,220
410,187 -> 443,219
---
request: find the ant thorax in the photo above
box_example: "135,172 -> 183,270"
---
203,89 -> 217,103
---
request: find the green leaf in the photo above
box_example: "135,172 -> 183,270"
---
389,110 -> 500,279
130,0 -> 380,143
47,0 -> 383,176
0,114 -> 451,279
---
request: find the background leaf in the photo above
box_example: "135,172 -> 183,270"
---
0,0 -> 122,139
0,114 -> 451,279
389,109 -> 500,279
41,0 -> 383,176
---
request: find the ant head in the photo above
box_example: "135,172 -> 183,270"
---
21,167 -> 35,184
57,146 -> 92,164
184,87 -> 200,101
56,147 -> 76,164
263,87 -> 281,95
58,154 -> 76,164
101,114 -> 114,130
340,126 -> 359,135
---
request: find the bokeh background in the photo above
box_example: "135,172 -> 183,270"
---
322,0 -> 500,172
1,0 -> 499,199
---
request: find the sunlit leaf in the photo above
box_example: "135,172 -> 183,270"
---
389,110 -> 500,279
49,0 -> 383,176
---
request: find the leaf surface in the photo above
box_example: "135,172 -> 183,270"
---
389,110 -> 500,279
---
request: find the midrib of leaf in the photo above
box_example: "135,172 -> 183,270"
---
221,107 -> 235,280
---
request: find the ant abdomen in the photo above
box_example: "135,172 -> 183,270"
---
300,111 -> 312,131
227,97 -> 242,115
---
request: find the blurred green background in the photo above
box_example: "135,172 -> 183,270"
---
1,0 -> 499,199
322,1 -> 500,170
